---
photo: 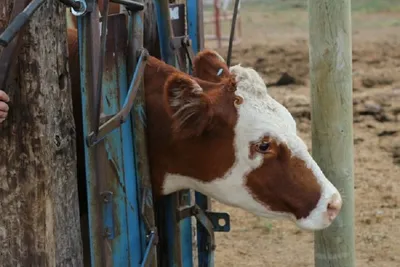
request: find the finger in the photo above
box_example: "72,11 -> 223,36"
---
0,111 -> 7,118
0,118 -> 5,124
0,91 -> 10,102
0,102 -> 9,112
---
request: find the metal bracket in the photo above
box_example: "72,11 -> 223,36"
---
69,0 -> 88,16
170,36 -> 196,71
177,205 -> 230,233
177,205 -> 231,253
86,49 -> 149,147
101,191 -> 115,240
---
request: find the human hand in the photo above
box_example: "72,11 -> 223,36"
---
0,90 -> 10,124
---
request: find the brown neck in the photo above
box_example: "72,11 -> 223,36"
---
143,56 -> 238,197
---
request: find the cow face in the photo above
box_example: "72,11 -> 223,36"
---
161,50 -> 342,231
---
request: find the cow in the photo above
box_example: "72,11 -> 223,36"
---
66,9 -> 342,232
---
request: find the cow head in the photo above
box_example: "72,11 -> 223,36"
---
161,50 -> 342,231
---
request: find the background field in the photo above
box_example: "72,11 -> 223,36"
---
202,1 -> 400,266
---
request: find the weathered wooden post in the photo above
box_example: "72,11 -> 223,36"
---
0,1 -> 83,266
308,1 -> 355,267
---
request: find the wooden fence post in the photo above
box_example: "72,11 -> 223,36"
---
0,1 -> 83,266
308,0 -> 356,267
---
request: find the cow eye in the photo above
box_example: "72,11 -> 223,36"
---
256,142 -> 270,153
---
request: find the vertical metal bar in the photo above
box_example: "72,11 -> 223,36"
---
126,0 -> 159,266
77,5 -> 108,266
153,1 -> 184,266
105,14 -> 144,267
168,3 -> 194,267
187,1 -> 214,266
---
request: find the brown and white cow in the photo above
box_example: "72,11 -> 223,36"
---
66,9 -> 342,231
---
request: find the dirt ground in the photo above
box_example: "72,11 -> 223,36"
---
203,4 -> 400,267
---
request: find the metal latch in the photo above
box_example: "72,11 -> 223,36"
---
170,36 -> 196,71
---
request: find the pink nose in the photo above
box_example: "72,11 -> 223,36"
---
327,193 -> 342,222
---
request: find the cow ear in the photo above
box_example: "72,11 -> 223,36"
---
193,49 -> 231,82
164,73 -> 213,138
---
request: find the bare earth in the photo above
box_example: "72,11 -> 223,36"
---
203,7 -> 400,267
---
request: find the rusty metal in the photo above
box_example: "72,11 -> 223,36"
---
177,204 -> 216,265
126,0 -> 159,266
111,0 -> 144,11
86,49 -> 149,147
59,0 -> 82,10
78,9 -> 147,266
170,3 -> 187,72
93,0 -> 110,137
170,36 -> 195,72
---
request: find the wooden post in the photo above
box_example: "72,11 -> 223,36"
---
308,1 -> 355,267
0,1 -> 83,266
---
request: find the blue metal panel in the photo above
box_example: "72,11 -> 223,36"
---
186,1 -> 214,266
154,1 -> 193,266
126,12 -> 148,262
77,11 -> 143,266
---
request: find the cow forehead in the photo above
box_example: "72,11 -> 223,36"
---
229,64 -> 299,146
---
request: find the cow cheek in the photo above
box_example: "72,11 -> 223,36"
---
245,163 -> 292,213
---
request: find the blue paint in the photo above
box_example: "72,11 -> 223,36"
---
154,1 -> 193,266
186,0 -> 198,58
78,13 -> 144,267
116,50 -> 144,267
180,191 -> 194,267
186,1 -> 215,266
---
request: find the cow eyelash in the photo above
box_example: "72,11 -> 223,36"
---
256,141 -> 271,153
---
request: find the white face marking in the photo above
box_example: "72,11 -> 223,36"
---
163,64 -> 341,231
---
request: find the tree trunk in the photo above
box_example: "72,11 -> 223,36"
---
0,1 -> 83,266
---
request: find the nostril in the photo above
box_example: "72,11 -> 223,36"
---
326,193 -> 342,221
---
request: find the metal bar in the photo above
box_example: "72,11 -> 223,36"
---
93,0 -> 110,137
0,0 -> 46,47
226,0 -> 240,67
58,0 -> 82,9
154,1 -> 192,266
77,3 -> 107,265
140,230 -> 158,267
86,50 -> 149,147
126,0 -> 159,266
111,0 -> 144,11
186,1 -> 215,266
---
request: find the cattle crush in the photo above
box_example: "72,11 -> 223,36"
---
0,0 -> 355,267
